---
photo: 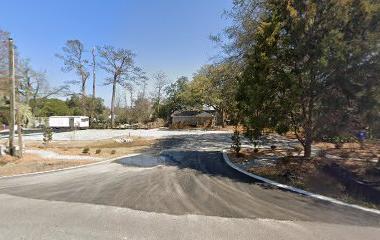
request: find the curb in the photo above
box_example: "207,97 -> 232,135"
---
0,153 -> 140,180
222,149 -> 380,215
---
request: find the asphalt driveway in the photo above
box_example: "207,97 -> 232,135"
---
0,133 -> 379,239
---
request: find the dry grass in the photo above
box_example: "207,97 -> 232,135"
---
0,136 -> 157,177
229,148 -> 301,165
227,140 -> 380,208
314,140 -> 379,160
0,154 -> 95,176
25,137 -> 157,158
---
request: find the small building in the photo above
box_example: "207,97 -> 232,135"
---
171,111 -> 215,127
48,116 -> 89,129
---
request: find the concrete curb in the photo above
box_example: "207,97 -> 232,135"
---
0,153 -> 140,179
222,149 -> 380,215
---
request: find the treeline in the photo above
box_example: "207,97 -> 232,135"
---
0,30 -> 155,128
216,0 -> 380,157
1,0 -> 379,158
158,0 -> 380,158
0,29 -> 69,126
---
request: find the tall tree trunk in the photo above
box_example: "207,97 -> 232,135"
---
215,109 -> 224,127
25,72 -> 31,107
92,47 -> 96,98
304,126 -> 312,158
130,89 -> 134,108
221,109 -> 226,128
303,97 -> 314,158
81,80 -> 86,97
110,79 -> 117,128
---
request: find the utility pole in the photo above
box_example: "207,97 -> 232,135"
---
8,38 -> 16,156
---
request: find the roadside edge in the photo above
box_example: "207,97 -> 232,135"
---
222,149 -> 380,215
0,153 -> 140,179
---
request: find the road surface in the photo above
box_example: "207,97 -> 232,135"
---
0,133 -> 379,239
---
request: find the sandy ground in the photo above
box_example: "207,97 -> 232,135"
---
16,128 -> 230,141
0,137 -> 157,176
25,137 -> 157,158
0,154 -> 97,176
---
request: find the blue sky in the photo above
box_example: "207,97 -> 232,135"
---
0,0 -> 232,105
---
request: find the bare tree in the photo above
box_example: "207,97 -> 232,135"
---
125,83 -> 134,108
91,47 -> 96,98
153,71 -> 168,105
17,60 -> 69,113
140,77 -> 148,99
0,30 -> 12,96
56,40 -> 89,96
97,45 -> 144,127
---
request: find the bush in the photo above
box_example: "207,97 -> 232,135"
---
270,145 -> 277,150
280,156 -> 291,165
286,149 -> 293,156
317,149 -> 327,157
42,126 -> 53,145
340,151 -> 350,158
335,142 -> 343,149
171,122 -> 187,129
95,149 -> 101,154
253,148 -> 259,153
231,127 -> 241,156
294,145 -> 303,155
111,149 -> 116,155
82,147 -> 90,154
322,135 -> 354,149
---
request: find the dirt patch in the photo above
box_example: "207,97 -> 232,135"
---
229,148 -> 302,164
25,137 -> 157,158
0,154 -> 96,177
314,140 -> 379,160
0,137 -> 156,177
228,139 -> 380,209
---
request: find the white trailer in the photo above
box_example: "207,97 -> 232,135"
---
48,116 -> 89,129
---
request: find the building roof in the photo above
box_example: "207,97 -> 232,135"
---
49,116 -> 89,118
171,111 -> 214,118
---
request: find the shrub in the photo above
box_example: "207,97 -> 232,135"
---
270,145 -> 277,150
95,149 -> 102,154
340,151 -> 350,158
335,142 -> 343,149
253,148 -> 259,153
294,145 -> 303,155
286,149 -> 293,156
323,136 -> 354,149
42,126 -> 53,145
231,127 -> 241,156
111,149 -> 116,155
280,156 -> 291,165
82,147 -> 90,154
317,149 -> 327,157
